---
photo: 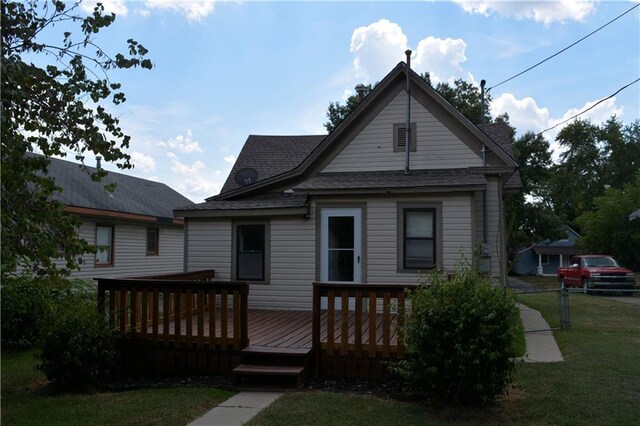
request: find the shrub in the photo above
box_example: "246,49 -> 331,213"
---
393,264 -> 522,404
37,281 -> 120,388
1,276 -> 61,348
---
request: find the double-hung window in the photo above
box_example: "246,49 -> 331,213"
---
96,224 -> 114,266
398,204 -> 440,272
147,228 -> 159,255
403,209 -> 435,269
234,222 -> 269,282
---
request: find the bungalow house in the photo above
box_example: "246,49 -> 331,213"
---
175,61 -> 521,311
512,226 -> 581,276
41,155 -> 194,279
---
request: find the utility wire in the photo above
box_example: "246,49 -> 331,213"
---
538,77 -> 640,136
489,2 -> 640,91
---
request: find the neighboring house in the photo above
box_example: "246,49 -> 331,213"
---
175,62 -> 521,310
42,155 -> 194,279
630,209 -> 640,221
512,226 -> 581,276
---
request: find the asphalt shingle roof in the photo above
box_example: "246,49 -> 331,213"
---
43,155 -> 194,219
294,169 -> 487,191
219,135 -> 326,195
482,122 -> 522,189
180,193 -> 307,211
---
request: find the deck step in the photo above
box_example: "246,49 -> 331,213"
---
232,364 -> 305,376
241,346 -> 311,356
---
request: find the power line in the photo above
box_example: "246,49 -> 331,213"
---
538,77 -> 640,136
489,2 -> 640,91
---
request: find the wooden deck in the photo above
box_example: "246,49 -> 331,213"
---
153,309 -> 399,350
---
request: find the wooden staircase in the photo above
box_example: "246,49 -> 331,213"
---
232,346 -> 312,389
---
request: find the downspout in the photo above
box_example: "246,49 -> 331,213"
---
404,49 -> 412,175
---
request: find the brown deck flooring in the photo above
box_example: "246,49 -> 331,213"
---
152,309 -> 399,349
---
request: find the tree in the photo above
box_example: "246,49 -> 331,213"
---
324,72 -> 492,132
1,1 -> 152,279
601,117 -> 640,190
505,131 -> 563,260
577,173 -> 640,270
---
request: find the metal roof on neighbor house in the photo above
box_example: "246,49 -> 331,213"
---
43,155 -> 194,220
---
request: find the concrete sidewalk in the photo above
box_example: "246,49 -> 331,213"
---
518,303 -> 564,363
188,392 -> 283,426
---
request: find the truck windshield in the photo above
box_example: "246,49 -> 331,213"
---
583,257 -> 619,267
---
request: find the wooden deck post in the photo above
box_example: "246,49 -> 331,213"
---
312,282 -> 321,378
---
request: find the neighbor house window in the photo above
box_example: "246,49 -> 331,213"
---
96,224 -> 114,266
397,203 -> 441,272
233,222 -> 270,282
147,228 -> 159,255
393,122 -> 417,152
541,254 -> 550,265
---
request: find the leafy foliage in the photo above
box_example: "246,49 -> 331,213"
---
37,280 -> 120,388
1,0 -> 152,279
1,276 -> 60,348
576,173 -> 640,270
393,264 -> 522,404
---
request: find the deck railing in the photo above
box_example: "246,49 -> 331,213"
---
312,282 -> 417,378
97,278 -> 249,351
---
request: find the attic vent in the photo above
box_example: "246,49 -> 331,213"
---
393,122 -> 416,153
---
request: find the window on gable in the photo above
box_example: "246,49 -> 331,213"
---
393,122 -> 417,152
96,224 -> 114,266
233,222 -> 270,282
147,228 -> 159,255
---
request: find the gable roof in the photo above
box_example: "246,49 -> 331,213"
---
43,155 -> 193,221
482,122 -> 522,190
220,135 -> 325,194
212,62 -> 518,202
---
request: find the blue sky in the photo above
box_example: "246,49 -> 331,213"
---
53,1 -> 640,202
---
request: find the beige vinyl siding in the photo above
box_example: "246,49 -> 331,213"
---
322,91 -> 483,173
61,218 -> 184,280
249,215 -> 316,310
187,218 -> 232,280
366,195 -> 473,284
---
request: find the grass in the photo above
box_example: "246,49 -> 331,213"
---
1,350 -> 234,426
249,293 -> 640,425
516,275 -> 560,290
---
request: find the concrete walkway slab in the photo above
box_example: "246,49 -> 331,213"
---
189,392 -> 283,426
518,303 -> 563,363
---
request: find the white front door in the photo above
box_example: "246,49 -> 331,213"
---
320,208 -> 362,283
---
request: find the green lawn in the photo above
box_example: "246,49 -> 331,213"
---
250,293 -> 640,425
516,275 -> 560,290
1,350 -> 234,426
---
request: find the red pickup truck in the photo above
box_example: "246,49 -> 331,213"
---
557,255 -> 636,291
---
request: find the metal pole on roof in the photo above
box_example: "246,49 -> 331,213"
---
405,49 -> 412,176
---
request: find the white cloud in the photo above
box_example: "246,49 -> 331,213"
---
349,19 -> 470,85
412,36 -> 469,84
131,151 -> 156,173
224,155 -> 236,165
350,19 -> 407,83
81,0 -> 128,16
165,152 -> 227,201
159,129 -> 203,154
453,0 -> 597,25
143,0 -> 216,22
492,92 -> 624,153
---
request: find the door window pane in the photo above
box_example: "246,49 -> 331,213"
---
328,250 -> 354,281
328,217 -> 354,249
